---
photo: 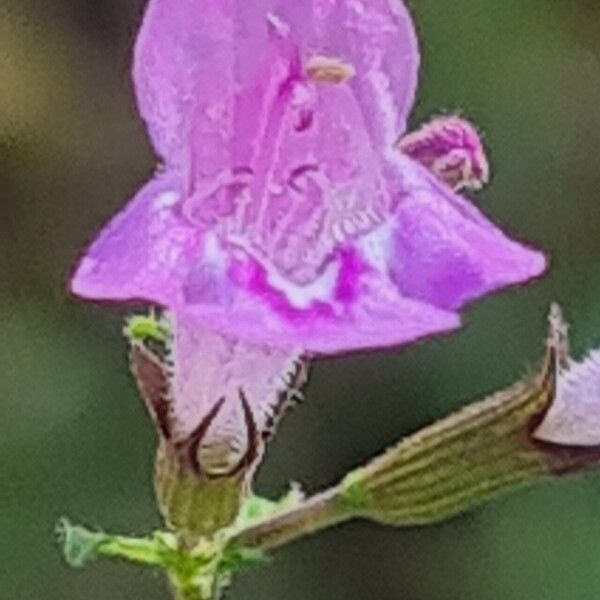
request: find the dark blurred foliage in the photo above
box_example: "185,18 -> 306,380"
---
2,0 -> 600,598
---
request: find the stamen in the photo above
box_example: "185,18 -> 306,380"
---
306,55 -> 356,84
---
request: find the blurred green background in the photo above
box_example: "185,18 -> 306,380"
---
2,0 -> 600,598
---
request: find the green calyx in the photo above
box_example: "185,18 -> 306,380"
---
154,442 -> 248,543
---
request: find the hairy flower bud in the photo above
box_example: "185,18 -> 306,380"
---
125,312 -> 308,540
397,115 -> 489,192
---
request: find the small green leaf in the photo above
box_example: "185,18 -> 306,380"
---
57,518 -> 178,569
233,484 -> 305,530
236,496 -> 279,524
56,518 -> 110,568
99,533 -> 172,567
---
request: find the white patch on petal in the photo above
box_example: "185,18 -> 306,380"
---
203,231 -> 229,270
266,12 -> 291,38
263,257 -> 341,310
534,348 -> 600,446
154,191 -> 179,211
357,221 -> 394,271
364,69 -> 399,148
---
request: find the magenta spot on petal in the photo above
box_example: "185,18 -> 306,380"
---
228,257 -> 335,324
294,107 -> 314,132
335,247 -> 367,303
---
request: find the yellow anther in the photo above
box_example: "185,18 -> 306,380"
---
306,55 -> 356,84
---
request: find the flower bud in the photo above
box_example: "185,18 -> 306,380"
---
125,312 -> 309,541
397,115 -> 489,192
533,305 -> 600,446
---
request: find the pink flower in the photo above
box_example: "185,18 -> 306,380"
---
71,0 -> 546,356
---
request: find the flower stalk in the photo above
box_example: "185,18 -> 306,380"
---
59,307 -> 600,599
228,305 -> 600,547
228,488 -> 347,552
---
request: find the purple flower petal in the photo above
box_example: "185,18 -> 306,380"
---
133,0 -> 235,169
72,0 -> 547,357
387,156 -> 547,311
72,158 -> 543,355
171,314 -> 305,442
73,187 -> 459,354
172,251 -> 461,355
312,0 -> 420,148
71,173 -> 202,304
133,0 -> 419,170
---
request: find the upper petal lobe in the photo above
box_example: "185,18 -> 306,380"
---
134,0 -> 235,169
133,0 -> 420,170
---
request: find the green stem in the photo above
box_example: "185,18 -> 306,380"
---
228,487 -> 349,551
169,577 -> 216,600
98,536 -> 168,566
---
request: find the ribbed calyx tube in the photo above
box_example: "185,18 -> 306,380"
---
345,369 -> 554,526
155,441 -> 247,543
